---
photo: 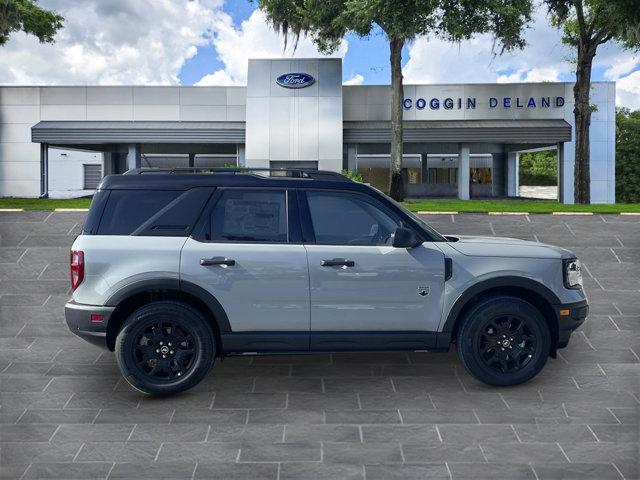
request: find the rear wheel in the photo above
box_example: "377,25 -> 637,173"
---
456,296 -> 550,386
115,301 -> 215,396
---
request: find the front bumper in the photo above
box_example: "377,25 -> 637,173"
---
65,301 -> 114,350
553,299 -> 589,348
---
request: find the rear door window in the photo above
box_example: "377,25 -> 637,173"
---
209,189 -> 288,243
97,190 -> 181,235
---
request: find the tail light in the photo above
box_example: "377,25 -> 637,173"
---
70,250 -> 84,291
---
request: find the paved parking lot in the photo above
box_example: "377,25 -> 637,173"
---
0,210 -> 638,480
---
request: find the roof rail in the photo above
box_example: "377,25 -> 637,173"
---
123,167 -> 351,181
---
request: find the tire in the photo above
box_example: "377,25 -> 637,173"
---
456,296 -> 550,386
115,301 -> 216,396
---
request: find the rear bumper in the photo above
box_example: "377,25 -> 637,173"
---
553,299 -> 589,348
64,301 -> 114,350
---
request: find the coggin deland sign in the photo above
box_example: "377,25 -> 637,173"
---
275,71 -> 566,112
403,95 -> 565,110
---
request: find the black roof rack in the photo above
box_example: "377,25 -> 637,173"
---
123,167 -> 350,182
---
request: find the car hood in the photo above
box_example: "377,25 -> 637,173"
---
445,235 -> 573,259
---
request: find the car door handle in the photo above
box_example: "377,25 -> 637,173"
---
200,257 -> 235,266
321,258 -> 355,267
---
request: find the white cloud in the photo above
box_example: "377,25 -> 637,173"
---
599,52 -> 640,109
197,9 -> 348,86
402,6 -> 639,108
0,0 -> 224,85
195,70 -> 236,86
616,70 -> 640,110
604,54 -> 639,81
403,8 -> 572,85
497,67 -> 561,83
343,74 -> 364,85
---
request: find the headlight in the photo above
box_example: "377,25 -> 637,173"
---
563,258 -> 583,289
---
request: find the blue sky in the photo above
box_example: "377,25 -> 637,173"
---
179,4 -> 401,86
178,1 -> 626,87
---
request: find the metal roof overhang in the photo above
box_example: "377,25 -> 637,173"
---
343,119 -> 572,144
32,119 -> 571,145
31,121 -> 246,144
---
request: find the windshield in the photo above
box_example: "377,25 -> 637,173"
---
372,187 -> 448,242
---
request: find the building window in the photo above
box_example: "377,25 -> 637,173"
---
406,168 -> 421,185
428,168 -> 457,185
471,168 -> 492,184
83,164 -> 102,190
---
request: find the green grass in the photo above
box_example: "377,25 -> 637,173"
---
1,196 -> 639,213
403,198 -> 640,214
0,197 -> 92,210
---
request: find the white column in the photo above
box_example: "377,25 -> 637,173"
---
347,144 -> 357,172
558,142 -> 568,204
126,144 -> 141,170
457,143 -> 470,200
507,151 -> 519,197
237,145 -> 246,167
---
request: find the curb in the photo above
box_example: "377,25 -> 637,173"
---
0,208 -> 24,212
412,211 -> 639,216
54,208 -> 89,212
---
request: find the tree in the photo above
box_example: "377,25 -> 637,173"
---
544,0 -> 640,204
519,150 -> 558,186
615,107 -> 640,203
258,0 -> 533,201
0,0 -> 64,46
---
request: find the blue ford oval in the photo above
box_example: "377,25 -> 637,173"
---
276,73 -> 315,89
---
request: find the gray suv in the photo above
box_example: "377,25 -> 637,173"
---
65,168 -> 588,396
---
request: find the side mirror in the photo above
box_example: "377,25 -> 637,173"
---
392,227 -> 420,248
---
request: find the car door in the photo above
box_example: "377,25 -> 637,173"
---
180,188 -> 309,352
300,190 -> 445,350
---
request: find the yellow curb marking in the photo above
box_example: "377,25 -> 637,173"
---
552,212 -> 594,215
416,211 -> 458,215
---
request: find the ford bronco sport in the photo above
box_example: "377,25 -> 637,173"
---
65,168 -> 587,395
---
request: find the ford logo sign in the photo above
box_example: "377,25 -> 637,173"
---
276,73 -> 315,89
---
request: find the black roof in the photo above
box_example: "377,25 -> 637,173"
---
98,168 -> 365,192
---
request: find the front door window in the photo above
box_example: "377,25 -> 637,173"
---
306,191 -> 399,246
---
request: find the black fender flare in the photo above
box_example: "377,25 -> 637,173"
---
105,278 -> 232,333
441,276 -> 561,334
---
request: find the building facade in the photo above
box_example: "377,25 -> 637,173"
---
0,58 -> 616,203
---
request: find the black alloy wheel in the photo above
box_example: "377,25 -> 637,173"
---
115,301 -> 215,396
456,296 -> 550,386
476,314 -> 536,374
132,319 -> 197,380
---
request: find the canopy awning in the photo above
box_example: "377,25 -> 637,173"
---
32,121 -> 246,144
32,119 -> 571,146
343,119 -> 572,144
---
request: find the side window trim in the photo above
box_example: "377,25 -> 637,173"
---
83,189 -> 110,235
296,189 -> 316,243
191,187 -> 296,244
300,189 -> 407,246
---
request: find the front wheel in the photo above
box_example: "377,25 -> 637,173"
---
115,301 -> 215,396
456,296 -> 550,386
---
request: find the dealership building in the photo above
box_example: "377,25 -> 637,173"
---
0,58 -> 616,203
